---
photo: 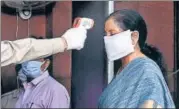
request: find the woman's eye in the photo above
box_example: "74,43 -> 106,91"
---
111,33 -> 118,36
105,31 -> 118,36
111,33 -> 115,36
105,33 -> 110,36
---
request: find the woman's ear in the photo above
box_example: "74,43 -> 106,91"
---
41,59 -> 50,71
131,31 -> 139,46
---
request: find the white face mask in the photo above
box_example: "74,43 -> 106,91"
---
104,30 -> 134,61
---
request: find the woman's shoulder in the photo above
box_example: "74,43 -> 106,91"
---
140,58 -> 166,83
131,57 -> 161,73
137,57 -> 160,71
124,57 -> 161,77
134,58 -> 166,92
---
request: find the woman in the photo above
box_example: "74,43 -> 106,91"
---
98,9 -> 175,108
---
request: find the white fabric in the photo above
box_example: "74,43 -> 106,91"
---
1,38 -> 65,66
1,28 -> 88,67
62,27 -> 87,50
104,30 -> 134,61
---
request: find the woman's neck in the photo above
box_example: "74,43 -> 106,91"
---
121,50 -> 145,69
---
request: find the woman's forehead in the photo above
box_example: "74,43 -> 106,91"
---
105,18 -> 123,32
105,19 -> 114,29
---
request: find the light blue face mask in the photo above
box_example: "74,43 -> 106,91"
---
22,61 -> 44,79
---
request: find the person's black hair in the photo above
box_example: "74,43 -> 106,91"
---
15,64 -> 22,75
30,35 -> 44,39
15,64 -> 23,87
107,9 -> 168,83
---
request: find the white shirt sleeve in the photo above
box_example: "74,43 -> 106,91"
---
1,38 -> 65,67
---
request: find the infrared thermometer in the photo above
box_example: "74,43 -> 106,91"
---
73,17 -> 94,30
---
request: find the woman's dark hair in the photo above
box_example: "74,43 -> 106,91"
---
107,9 -> 168,83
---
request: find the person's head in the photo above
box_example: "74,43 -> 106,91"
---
105,9 -> 147,55
15,58 -> 50,83
19,35 -> 50,81
21,59 -> 50,80
104,9 -> 168,82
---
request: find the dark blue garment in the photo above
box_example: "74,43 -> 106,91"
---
98,57 -> 175,108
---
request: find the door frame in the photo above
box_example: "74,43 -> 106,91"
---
71,1 -> 108,108
107,1 -> 115,84
174,1 -> 179,107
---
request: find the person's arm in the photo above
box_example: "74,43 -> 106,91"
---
138,68 -> 175,108
138,75 -> 165,109
1,38 -> 66,67
1,27 -> 87,67
139,100 -> 162,108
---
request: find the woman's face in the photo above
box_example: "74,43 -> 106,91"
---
104,17 -> 140,49
105,18 -> 123,36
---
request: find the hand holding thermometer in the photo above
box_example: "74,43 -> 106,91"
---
61,17 -> 94,50
73,17 -> 94,30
